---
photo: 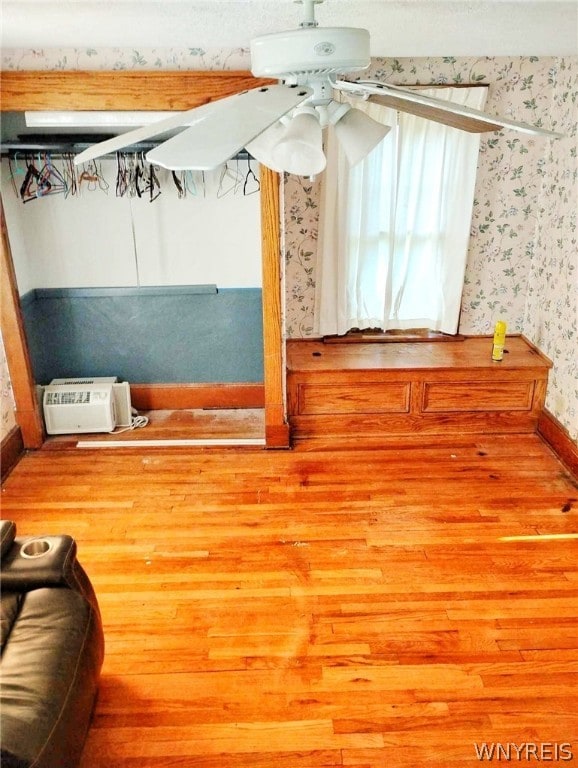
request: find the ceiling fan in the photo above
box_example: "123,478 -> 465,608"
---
74,0 -> 561,177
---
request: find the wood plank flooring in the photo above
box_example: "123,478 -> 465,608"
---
43,408 -> 265,447
1,433 -> 577,767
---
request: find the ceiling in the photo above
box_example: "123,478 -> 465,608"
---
2,0 -> 577,58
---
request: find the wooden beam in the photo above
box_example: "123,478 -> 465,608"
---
0,70 -> 275,112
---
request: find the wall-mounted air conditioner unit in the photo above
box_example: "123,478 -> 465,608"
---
42,377 -> 132,435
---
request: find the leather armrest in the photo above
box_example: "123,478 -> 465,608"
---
1,534 -> 101,618
1,534 -> 77,591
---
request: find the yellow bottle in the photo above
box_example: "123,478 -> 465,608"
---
492,320 -> 507,362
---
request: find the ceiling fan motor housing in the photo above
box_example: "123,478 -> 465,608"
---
250,27 -> 371,80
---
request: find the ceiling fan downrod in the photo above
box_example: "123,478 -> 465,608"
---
296,0 -> 323,28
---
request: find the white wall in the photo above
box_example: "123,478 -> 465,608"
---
1,157 -> 262,293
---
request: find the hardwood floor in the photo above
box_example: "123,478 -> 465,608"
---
43,408 -> 266,447
1,433 -> 577,767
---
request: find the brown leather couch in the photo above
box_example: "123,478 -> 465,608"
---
0,520 -> 104,768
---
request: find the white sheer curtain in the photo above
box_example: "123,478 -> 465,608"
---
314,87 -> 487,336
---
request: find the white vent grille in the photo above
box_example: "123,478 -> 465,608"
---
58,379 -> 98,386
51,376 -> 117,385
45,390 -> 92,406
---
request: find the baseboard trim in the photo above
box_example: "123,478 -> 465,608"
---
1,425 -> 24,482
130,383 -> 265,411
537,409 -> 578,480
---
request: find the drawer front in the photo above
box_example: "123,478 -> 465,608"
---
422,380 -> 535,412
298,382 -> 411,415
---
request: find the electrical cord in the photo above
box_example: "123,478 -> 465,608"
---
108,409 -> 149,435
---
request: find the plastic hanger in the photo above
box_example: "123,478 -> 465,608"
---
141,155 -> 161,202
116,153 -> 129,197
147,163 -> 161,202
8,153 -> 26,197
183,170 -> 197,197
78,160 -> 100,192
20,157 -> 52,203
172,170 -> 185,198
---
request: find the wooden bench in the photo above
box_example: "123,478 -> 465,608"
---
286,336 -> 551,443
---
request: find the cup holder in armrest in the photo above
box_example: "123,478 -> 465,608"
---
20,539 -> 54,559
1,534 -> 77,591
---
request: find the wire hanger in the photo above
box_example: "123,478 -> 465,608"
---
62,153 -> 78,197
217,160 -> 243,198
243,158 -> 260,196
38,153 -> 67,197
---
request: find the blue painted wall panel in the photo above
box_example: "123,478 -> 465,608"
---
22,288 -> 264,384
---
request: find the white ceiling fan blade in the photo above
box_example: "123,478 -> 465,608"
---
147,84 -> 312,171
73,110 -> 208,165
335,80 -> 563,138
74,84 -> 311,167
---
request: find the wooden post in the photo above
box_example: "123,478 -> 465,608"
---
260,167 -> 290,447
0,202 -> 44,448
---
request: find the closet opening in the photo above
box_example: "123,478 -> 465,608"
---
0,70 -> 289,449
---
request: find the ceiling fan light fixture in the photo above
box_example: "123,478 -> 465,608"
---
245,121 -> 286,172
71,0 -> 562,174
333,105 -> 391,166
271,106 -> 326,176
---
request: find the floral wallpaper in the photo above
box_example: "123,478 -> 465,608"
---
1,48 -> 576,442
0,333 -> 17,441
0,47 -> 252,72
523,58 -> 577,438
283,55 -> 577,442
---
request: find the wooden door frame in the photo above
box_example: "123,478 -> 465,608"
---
0,70 -> 290,448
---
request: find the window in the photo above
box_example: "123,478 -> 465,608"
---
314,86 -> 487,336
